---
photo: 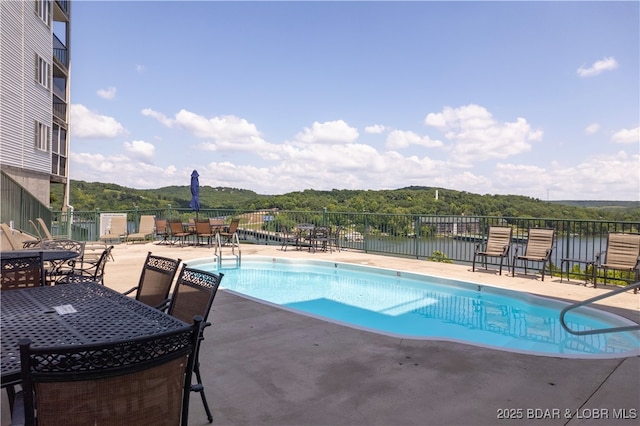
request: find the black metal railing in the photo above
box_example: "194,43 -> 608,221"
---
46,207 -> 639,284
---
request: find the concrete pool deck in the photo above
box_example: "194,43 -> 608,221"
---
3,242 -> 639,425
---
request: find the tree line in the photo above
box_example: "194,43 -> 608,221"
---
51,181 -> 640,221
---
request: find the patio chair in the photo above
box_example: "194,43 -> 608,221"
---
329,225 -> 343,252
100,216 -> 128,243
169,219 -> 192,246
123,252 -> 182,308
40,239 -> 85,284
126,214 -> 156,243
155,218 -> 171,244
309,225 -> 331,252
511,228 -> 555,281
12,317 -> 203,426
472,226 -> 513,275
166,266 -> 224,423
218,218 -> 240,246
59,245 -> 114,285
595,233 -> 640,289
195,219 -> 216,246
1,251 -> 44,291
279,225 -> 300,251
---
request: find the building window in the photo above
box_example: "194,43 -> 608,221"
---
36,55 -> 50,89
35,121 -> 50,151
35,0 -> 51,26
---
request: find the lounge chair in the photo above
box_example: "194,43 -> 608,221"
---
1,223 -> 40,250
36,217 -> 64,240
511,228 -> 555,281
100,216 -> 128,243
126,215 -> 156,243
472,226 -> 512,275
595,233 -> 640,289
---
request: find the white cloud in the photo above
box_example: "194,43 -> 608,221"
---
96,86 -> 116,100
385,130 -> 443,149
70,104 -> 127,138
577,57 -> 618,77
142,108 -> 174,127
365,124 -> 385,134
174,110 -> 262,142
424,104 -> 542,162
295,120 -> 359,145
585,123 -> 600,135
611,127 -> 640,144
135,64 -> 145,74
123,140 -> 155,163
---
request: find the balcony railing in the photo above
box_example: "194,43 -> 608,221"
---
53,96 -> 66,121
53,34 -> 68,68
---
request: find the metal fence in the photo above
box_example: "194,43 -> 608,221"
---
45,206 -> 640,284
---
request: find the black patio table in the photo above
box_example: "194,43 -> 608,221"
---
1,249 -> 77,263
2,248 -> 81,285
0,281 -> 189,387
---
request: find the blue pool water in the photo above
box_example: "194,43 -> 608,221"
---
189,256 -> 640,358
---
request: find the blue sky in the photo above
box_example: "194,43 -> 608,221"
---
69,1 -> 639,200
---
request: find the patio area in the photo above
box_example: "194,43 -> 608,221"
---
3,242 -> 639,425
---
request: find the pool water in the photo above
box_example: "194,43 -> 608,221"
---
189,256 -> 640,358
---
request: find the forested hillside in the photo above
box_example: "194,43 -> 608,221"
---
51,181 -> 640,221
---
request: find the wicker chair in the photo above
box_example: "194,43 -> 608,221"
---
12,317 -> 203,426
511,228 -> 555,281
595,233 -> 640,289
123,252 -> 181,308
166,266 -> 224,423
0,252 -> 44,291
472,226 -> 513,275
59,245 -> 114,285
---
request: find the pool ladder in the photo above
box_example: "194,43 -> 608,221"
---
213,232 -> 241,269
560,281 -> 640,336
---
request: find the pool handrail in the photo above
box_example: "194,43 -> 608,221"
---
560,281 -> 640,336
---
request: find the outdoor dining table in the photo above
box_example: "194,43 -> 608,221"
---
2,248 -> 80,285
0,281 -> 188,387
1,249 -> 78,263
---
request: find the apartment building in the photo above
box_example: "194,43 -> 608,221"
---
0,0 -> 71,218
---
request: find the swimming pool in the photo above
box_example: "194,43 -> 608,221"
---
188,256 -> 640,358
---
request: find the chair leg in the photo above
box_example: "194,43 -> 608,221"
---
193,361 -> 213,423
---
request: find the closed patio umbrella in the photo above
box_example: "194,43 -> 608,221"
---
189,170 -> 200,219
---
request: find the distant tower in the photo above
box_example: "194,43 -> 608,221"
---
435,190 -> 439,200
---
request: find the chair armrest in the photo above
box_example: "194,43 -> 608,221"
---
122,286 -> 138,296
154,298 -> 171,311
595,251 -> 605,265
